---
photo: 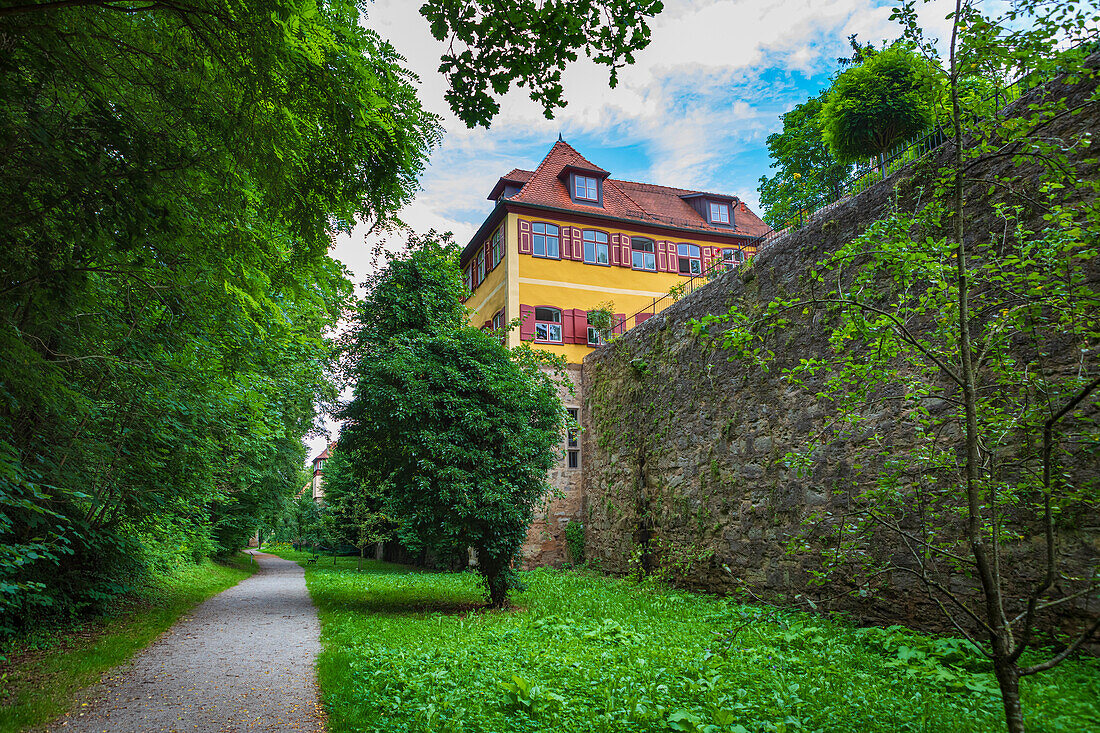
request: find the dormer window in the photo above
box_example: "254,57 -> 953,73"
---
709,202 -> 730,224
575,175 -> 599,202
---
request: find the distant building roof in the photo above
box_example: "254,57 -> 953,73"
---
500,140 -> 770,238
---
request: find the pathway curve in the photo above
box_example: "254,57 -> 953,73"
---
51,553 -> 323,733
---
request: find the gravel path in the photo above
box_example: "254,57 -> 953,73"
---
50,553 -> 323,733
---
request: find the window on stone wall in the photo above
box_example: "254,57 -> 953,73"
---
567,407 -> 579,469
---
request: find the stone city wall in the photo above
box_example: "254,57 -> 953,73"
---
579,63 -> 1100,635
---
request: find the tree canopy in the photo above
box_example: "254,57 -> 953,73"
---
0,0 -> 432,631
419,0 -> 665,127
820,43 -> 936,171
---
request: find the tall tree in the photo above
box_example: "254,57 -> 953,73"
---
0,0 -> 432,629
702,2 -> 1100,729
757,92 -> 850,229
339,233 -> 564,607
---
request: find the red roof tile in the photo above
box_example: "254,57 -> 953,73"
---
506,140 -> 771,239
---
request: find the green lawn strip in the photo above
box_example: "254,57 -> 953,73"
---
0,554 -> 257,733
282,552 -> 1099,733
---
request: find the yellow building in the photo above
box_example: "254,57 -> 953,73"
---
460,140 -> 771,568
461,140 -> 771,364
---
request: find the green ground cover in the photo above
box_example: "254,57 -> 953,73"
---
0,554 -> 256,733
279,551 -> 1099,733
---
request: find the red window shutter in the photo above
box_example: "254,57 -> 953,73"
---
561,227 -> 572,259
657,241 -> 667,272
620,242 -> 631,268
519,304 -> 535,340
610,233 -> 620,265
563,309 -> 575,343
613,313 -> 626,335
483,319 -> 492,329
572,228 -> 582,260
573,309 -> 589,343
635,312 -> 653,326
519,220 -> 532,254
484,241 -> 492,270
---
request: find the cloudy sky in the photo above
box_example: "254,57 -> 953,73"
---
305,0 -> 955,461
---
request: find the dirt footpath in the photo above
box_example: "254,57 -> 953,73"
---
50,553 -> 323,733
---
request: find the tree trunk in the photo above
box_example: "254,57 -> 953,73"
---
994,658 -> 1026,733
358,545 -> 363,572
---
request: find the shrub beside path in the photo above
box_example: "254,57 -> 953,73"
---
49,553 -> 323,733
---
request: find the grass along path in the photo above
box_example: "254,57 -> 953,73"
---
278,550 -> 1100,733
0,554 -> 256,733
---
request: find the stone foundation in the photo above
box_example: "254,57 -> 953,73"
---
520,363 -> 584,567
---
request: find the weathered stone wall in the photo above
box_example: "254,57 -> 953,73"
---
521,363 -> 584,568
581,63 -> 1100,635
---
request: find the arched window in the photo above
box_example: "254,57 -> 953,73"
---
534,307 -> 562,343
631,237 -> 655,271
677,243 -> 702,275
532,222 -> 560,258
583,230 -> 609,265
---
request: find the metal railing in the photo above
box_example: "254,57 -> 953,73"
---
765,37 -> 1097,235
606,244 -> 758,336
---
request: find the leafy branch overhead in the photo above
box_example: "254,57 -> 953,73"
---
420,0 -> 664,127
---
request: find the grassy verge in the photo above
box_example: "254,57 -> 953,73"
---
275,550 -> 1099,733
0,553 -> 256,733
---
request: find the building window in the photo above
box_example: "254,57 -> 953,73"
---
492,309 -> 505,330
722,248 -> 744,268
567,407 -> 579,469
477,248 -> 486,282
532,222 -> 560,258
631,237 -> 656,271
709,202 -> 730,224
465,264 -> 474,294
491,227 -> 504,268
582,230 -> 609,265
587,326 -> 604,346
534,306 -> 562,343
677,243 -> 702,275
575,175 -> 599,202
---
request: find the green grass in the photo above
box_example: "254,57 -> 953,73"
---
0,554 -> 256,733
276,550 -> 1099,733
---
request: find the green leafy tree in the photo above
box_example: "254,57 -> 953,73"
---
757,92 -> 851,229
339,233 -> 564,606
0,0 -> 429,629
321,446 -> 390,571
820,43 -> 937,175
700,2 -> 1100,728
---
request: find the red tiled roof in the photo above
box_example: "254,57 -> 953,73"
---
506,140 -> 770,238
501,168 -> 533,183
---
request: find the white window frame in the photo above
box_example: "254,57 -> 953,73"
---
532,222 -> 560,259
631,237 -> 656,271
575,175 -> 599,202
534,307 -> 562,343
582,230 -> 609,265
709,202 -> 730,224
